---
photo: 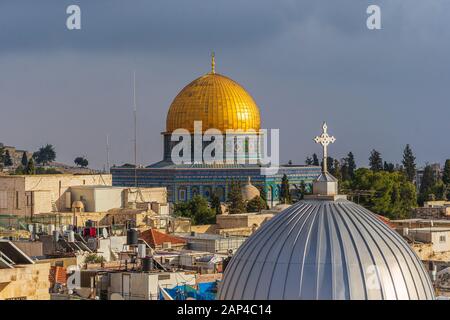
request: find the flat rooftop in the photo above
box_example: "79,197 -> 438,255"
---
70,185 -> 122,190
177,233 -> 246,240
409,227 -> 450,232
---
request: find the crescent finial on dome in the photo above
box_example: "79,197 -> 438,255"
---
211,52 -> 216,74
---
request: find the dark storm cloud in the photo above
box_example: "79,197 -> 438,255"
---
1,0 -> 450,169
0,1 -> 420,53
0,0 -> 291,52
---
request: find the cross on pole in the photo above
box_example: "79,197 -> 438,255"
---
314,122 -> 336,173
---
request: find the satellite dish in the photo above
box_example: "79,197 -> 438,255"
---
110,293 -> 125,300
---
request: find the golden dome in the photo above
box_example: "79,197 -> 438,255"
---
166,69 -> 261,133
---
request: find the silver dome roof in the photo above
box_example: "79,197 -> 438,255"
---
218,199 -> 435,300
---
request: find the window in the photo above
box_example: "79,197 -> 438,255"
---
0,191 -> 7,209
26,192 -> 33,207
179,189 -> 186,201
439,235 -> 446,243
158,274 -> 171,280
15,191 -> 19,209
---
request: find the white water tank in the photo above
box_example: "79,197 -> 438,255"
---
68,230 -> 75,243
48,224 -> 55,235
137,243 -> 146,258
53,230 -> 60,242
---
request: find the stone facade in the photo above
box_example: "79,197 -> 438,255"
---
216,212 -> 274,230
0,174 -> 112,217
0,262 -> 51,300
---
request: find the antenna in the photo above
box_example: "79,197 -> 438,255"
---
106,134 -> 110,173
133,71 -> 138,188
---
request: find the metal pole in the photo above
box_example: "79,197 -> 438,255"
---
133,71 -> 138,188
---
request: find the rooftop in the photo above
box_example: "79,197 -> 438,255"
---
409,227 -> 450,232
140,229 -> 187,248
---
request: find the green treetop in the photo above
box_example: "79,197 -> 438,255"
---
402,144 -> 416,182
369,149 -> 383,172
227,180 -> 246,214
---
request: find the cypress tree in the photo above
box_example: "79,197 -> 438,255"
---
210,191 -> 222,215
312,153 -> 319,166
369,149 -> 383,172
332,159 -> 342,181
4,150 -> 13,167
346,152 -> 356,179
279,174 -> 291,204
227,180 -> 245,214
0,147 -> 4,166
442,159 -> 450,185
402,144 -> 416,182
21,151 -> 28,167
418,165 -> 436,205
25,157 -> 35,175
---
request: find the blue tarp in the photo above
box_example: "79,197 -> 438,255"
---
160,282 -> 217,300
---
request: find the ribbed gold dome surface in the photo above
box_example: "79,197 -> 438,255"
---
166,73 -> 261,133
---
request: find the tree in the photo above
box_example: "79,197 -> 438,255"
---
173,195 -> 215,225
349,168 -> 416,219
279,174 -> 292,204
246,196 -> 266,213
383,161 -> 395,173
331,159 -> 342,181
346,152 -> 356,179
402,144 -> 416,182
369,149 -> 383,172
305,157 -> 313,165
312,153 -> 319,166
418,165 -> 437,205
3,150 -> 13,167
442,159 -> 450,200
25,157 -> 36,175
14,165 -> 25,175
21,152 -> 28,167
74,156 -> 89,168
227,180 -> 245,214
33,144 -> 56,165
298,181 -> 307,200
210,191 -> 222,215
0,146 -> 4,167
443,160 -> 450,185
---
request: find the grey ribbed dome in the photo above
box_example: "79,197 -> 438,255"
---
218,199 -> 435,300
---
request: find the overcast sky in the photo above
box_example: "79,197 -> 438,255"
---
0,0 -> 449,170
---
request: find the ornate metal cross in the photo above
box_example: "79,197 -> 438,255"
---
314,122 -> 336,173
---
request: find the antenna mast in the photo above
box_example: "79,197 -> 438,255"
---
133,71 -> 138,188
106,134 -> 110,173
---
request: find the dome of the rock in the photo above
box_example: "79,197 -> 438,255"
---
165,58 -> 261,133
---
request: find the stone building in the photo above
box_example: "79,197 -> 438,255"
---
0,143 -> 32,169
0,240 -> 51,300
0,174 -> 112,217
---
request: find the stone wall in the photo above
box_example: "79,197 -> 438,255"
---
216,213 -> 274,229
0,174 -> 112,217
0,263 -> 51,300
